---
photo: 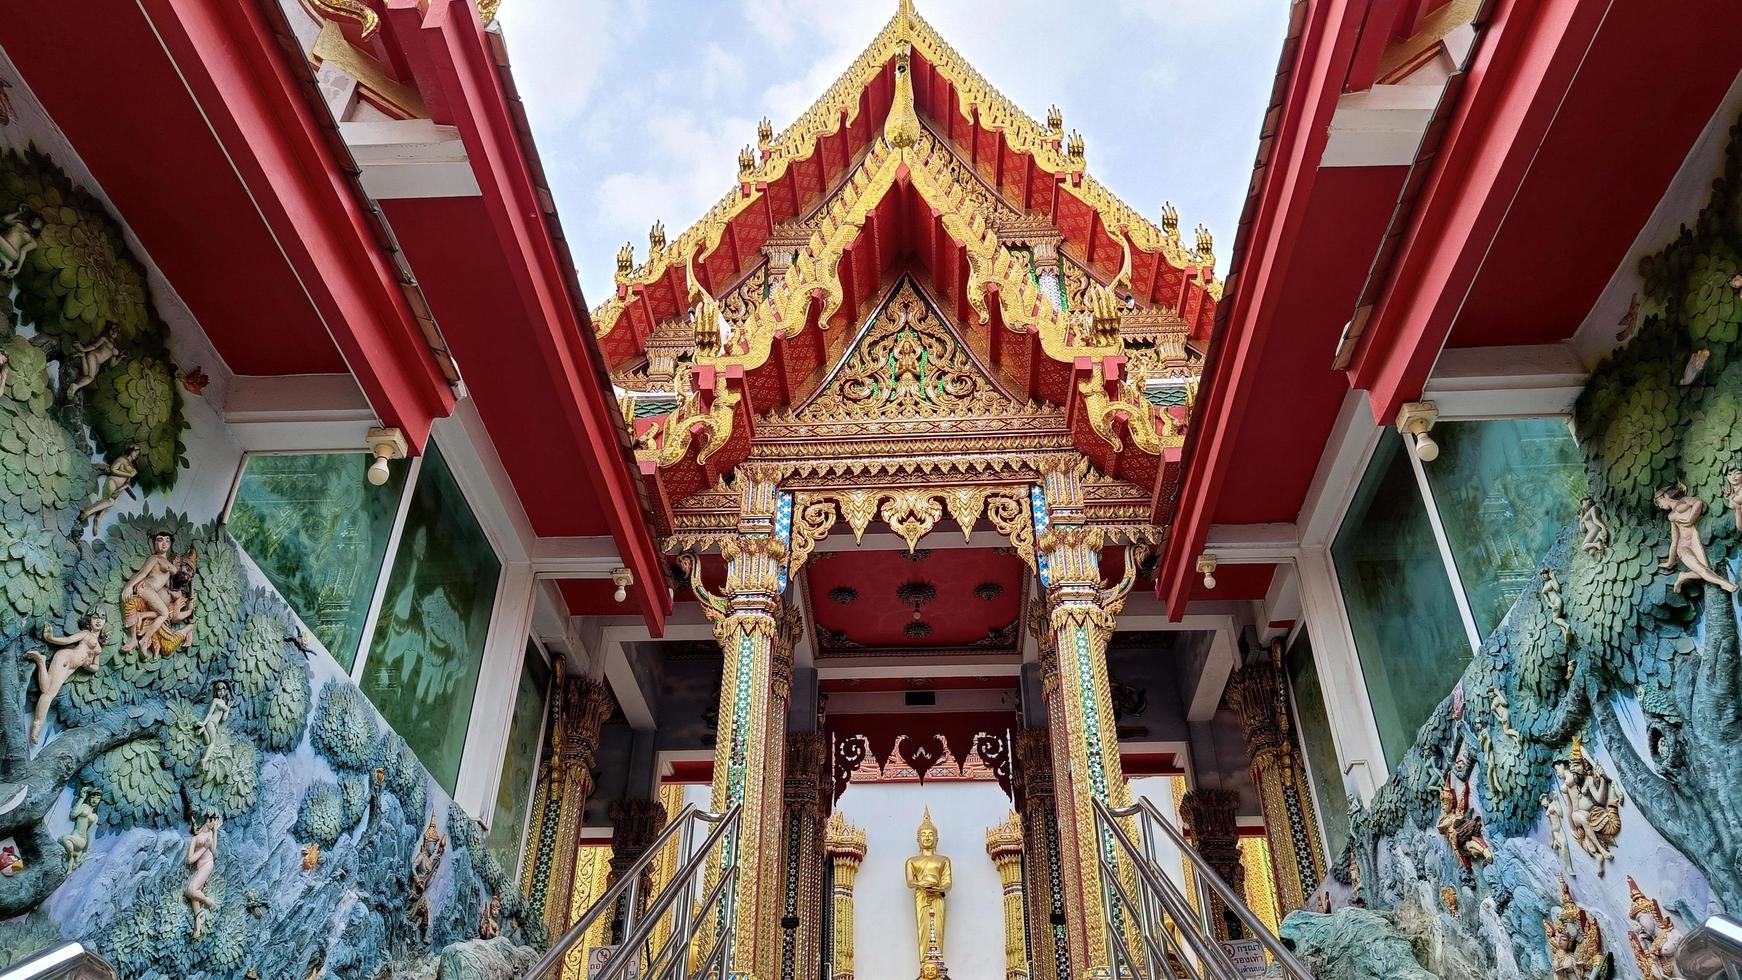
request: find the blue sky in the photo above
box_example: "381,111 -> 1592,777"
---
497,0 -> 1290,308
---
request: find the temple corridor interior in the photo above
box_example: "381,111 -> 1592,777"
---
2,1 -> 1742,979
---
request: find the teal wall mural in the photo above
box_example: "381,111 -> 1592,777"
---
0,145 -> 544,978
1291,116 -> 1742,980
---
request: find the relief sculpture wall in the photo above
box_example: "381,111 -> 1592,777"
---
1285,116 -> 1742,980
0,144 -> 542,978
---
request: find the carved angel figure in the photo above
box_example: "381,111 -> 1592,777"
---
1579,496 -> 1611,555
1437,775 -> 1494,869
1627,876 -> 1687,979
1655,486 -> 1737,593
1555,738 -> 1623,876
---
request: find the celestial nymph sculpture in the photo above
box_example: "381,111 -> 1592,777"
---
905,807 -> 952,975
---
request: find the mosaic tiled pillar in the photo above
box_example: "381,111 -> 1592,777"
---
824,811 -> 868,980
757,607 -> 801,980
606,798 -> 669,941
781,731 -> 829,980
1178,788 -> 1245,941
689,469 -> 788,980
1015,728 -> 1067,980
523,658 -> 614,939
1225,640 -> 1324,916
987,812 -> 1031,980
1036,455 -> 1141,979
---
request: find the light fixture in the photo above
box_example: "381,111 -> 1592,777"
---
611,567 -> 634,603
1395,401 -> 1440,462
1196,553 -> 1218,591
364,426 -> 408,486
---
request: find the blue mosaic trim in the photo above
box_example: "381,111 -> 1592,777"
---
1032,484 -> 1052,588
775,493 -> 793,594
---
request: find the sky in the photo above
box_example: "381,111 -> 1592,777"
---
496,0 -> 1291,309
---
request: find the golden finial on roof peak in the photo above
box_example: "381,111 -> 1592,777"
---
884,42 -> 921,150
1194,224 -> 1213,259
897,0 -> 918,30
1066,130 -> 1085,163
615,242 -> 635,279
1161,202 -> 1180,239
648,220 -> 666,254
757,117 -> 773,150
737,145 -> 756,180
1046,105 -> 1063,137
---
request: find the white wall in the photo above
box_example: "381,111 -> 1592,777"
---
837,781 -> 1015,980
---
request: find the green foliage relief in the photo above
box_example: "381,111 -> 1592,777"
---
1337,117 -> 1742,939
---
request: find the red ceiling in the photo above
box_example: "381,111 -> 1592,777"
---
1213,166 -> 1406,526
387,196 -> 612,537
807,548 -> 1024,651
0,4 -> 352,376
820,675 -> 1017,693
1448,1 -> 1742,349
1187,561 -> 1277,603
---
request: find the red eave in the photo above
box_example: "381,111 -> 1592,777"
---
386,0 -> 669,632
1156,0 -> 1371,620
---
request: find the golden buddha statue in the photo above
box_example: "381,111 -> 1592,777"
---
905,807 -> 952,970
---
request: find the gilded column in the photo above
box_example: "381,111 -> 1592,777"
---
606,798 -> 670,939
686,467 -> 787,980
986,812 -> 1030,980
1036,454 -> 1144,978
1178,788 -> 1245,941
1225,640 -> 1324,915
760,605 -> 802,980
646,782 -> 689,961
1015,728 -> 1066,980
781,731 -> 829,980
824,811 -> 868,980
524,655 -> 614,938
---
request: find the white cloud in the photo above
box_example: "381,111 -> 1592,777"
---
496,0 -> 650,127
594,110 -> 757,242
700,43 -> 748,101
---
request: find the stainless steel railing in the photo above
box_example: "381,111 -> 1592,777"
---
526,803 -> 743,980
1092,796 -> 1315,980
1677,914 -> 1742,980
0,942 -> 115,980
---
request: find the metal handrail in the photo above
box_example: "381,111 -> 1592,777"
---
1095,796 -> 1317,980
0,943 -> 115,980
1677,914 -> 1742,979
526,803 -> 742,980
1134,797 -> 1315,979
1095,798 -> 1245,979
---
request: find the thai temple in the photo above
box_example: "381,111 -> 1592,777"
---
3,0 -> 1742,978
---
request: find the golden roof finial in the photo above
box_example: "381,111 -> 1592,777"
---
1046,104 -> 1063,137
615,242 -> 635,279
897,0 -> 918,33
757,117 -> 773,151
649,220 -> 666,255
1161,202 -> 1180,239
737,145 -> 756,181
309,0 -> 380,40
1067,130 -> 1085,163
1194,224 -> 1213,259
884,43 -> 921,150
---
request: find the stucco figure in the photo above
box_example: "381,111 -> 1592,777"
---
0,204 -> 42,278
1554,739 -> 1623,877
24,616 -> 105,744
58,787 -> 100,869
62,324 -> 120,400
78,445 -> 140,533
185,812 -> 222,939
1655,487 -> 1737,593
1579,496 -> 1611,555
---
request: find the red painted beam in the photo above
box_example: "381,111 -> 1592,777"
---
389,0 -> 669,632
1157,0 -> 1369,619
1346,0 -> 1608,423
